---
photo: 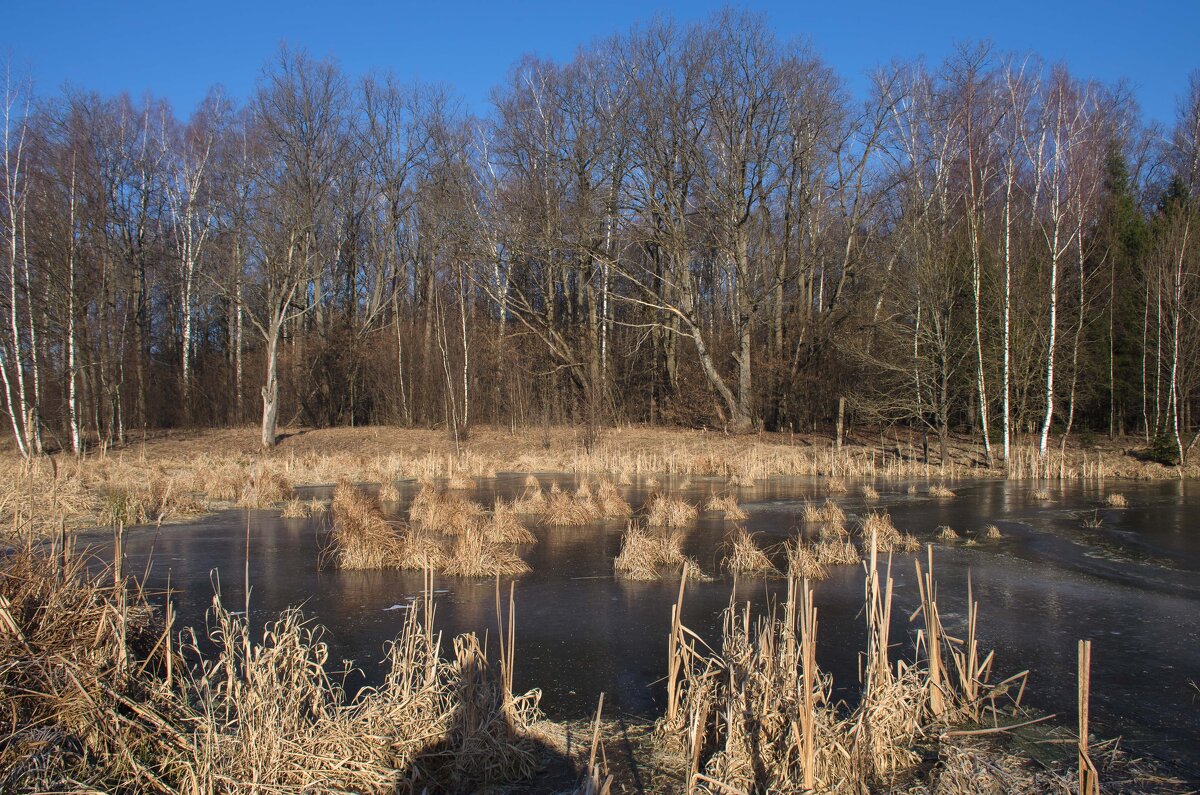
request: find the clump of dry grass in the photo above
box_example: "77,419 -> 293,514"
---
101,478 -> 204,526
410,484 -> 486,534
721,528 -> 777,576
983,524 -> 1003,539
242,468 -> 295,507
906,484 -> 920,495
814,538 -> 861,566
643,476 -> 660,489
446,472 -> 475,489
1105,493 -> 1128,508
594,479 -> 632,518
802,498 -> 844,524
614,523 -> 706,581
378,480 -> 401,503
1033,487 -> 1052,501
543,484 -> 600,526
863,484 -> 880,501
443,528 -> 531,576
326,480 -> 408,569
936,525 -> 960,541
511,481 -> 547,514
828,479 -> 848,495
859,511 -> 921,553
929,484 -> 956,499
485,500 -> 537,544
645,494 -> 698,527
819,521 -> 850,540
729,471 -> 756,488
787,541 -> 828,580
705,493 -> 748,521
280,497 -> 313,518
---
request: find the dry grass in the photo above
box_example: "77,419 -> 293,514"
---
814,538 -> 861,566
1105,493 -> 1128,508
485,500 -> 537,544
787,535 -> 861,581
3,424 -> 1188,539
511,481 -> 548,514
787,541 -> 828,580
443,528 -> 532,576
0,542 -> 548,794
645,494 -> 698,528
827,479 -> 848,495
593,479 -> 632,519
410,483 -> 486,534
327,482 -> 530,574
863,484 -> 880,501
983,524 -> 1003,539
542,484 -> 600,526
280,497 -> 313,518
446,472 -> 475,489
721,528 -> 777,576
802,498 -> 844,524
704,493 -> 747,521
936,525 -> 960,541
929,484 -> 956,499
1033,487 -> 1052,501
326,480 -> 409,569
656,544 -> 1038,794
378,480 -> 401,503
614,523 -> 706,581
859,511 -> 921,553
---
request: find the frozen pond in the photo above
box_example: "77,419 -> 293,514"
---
90,476 -> 1200,774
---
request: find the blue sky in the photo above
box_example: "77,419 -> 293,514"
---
5,1 -> 1198,128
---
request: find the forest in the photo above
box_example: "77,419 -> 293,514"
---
2,9 -> 1198,464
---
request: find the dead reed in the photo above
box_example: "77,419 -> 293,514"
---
721,528 -> 777,576
0,542 -> 547,793
859,511 -> 921,553
863,484 -> 880,501
326,480 -> 409,569
378,480 -> 401,502
485,500 -> 537,544
983,524 -> 1003,539
542,484 -> 601,526
614,522 -> 706,581
594,479 -> 632,518
443,528 -> 532,576
936,525 -> 960,541
929,484 -> 957,499
1105,493 -> 1128,508
280,496 -> 313,518
704,493 -> 747,521
787,541 -> 828,580
802,498 -> 845,524
645,494 -> 698,527
410,483 -> 486,534
658,542 -> 1029,793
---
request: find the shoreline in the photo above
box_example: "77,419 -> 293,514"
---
0,424 -> 1193,539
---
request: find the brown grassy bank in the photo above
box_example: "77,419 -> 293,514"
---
1,424 -> 1191,538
